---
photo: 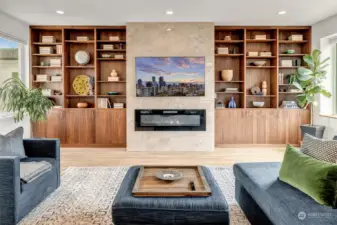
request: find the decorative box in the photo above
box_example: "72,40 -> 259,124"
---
114,103 -> 124,108
76,36 -> 89,41
109,36 -> 120,41
217,47 -> 229,54
259,52 -> 272,57
289,34 -> 303,41
41,36 -> 56,43
254,34 -> 267,40
108,76 -> 119,82
281,60 -> 293,67
36,74 -> 49,82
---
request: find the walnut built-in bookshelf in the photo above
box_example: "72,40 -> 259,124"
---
30,26 -> 127,147
30,26 -> 127,110
214,26 -> 312,109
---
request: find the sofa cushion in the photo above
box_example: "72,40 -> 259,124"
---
301,134 -> 337,163
234,162 -> 337,225
280,144 -> 337,207
20,159 -> 52,183
112,166 -> 229,225
0,127 -> 26,159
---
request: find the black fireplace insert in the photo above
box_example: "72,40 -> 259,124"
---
135,109 -> 206,131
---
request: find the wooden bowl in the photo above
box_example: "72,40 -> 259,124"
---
77,102 -> 88,108
253,61 -> 267,66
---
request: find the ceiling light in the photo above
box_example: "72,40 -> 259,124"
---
278,11 -> 287,15
56,10 -> 64,15
166,10 -> 174,15
166,28 -> 173,32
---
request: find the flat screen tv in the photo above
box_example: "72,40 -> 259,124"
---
136,57 -> 205,97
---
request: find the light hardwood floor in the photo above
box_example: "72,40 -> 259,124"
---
60,147 -> 285,172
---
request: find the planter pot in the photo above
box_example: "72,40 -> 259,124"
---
300,124 -> 325,139
221,70 -> 233,81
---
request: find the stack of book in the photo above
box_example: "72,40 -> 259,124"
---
225,88 -> 239,93
278,73 -> 284,84
108,76 -> 119,82
36,74 -> 49,82
103,44 -> 114,50
281,60 -> 293,67
39,47 -> 53,54
109,36 -> 120,41
41,36 -> 56,43
217,47 -> 229,54
76,36 -> 89,41
114,103 -> 124,109
247,52 -> 259,57
50,59 -> 61,67
114,54 -> 124,59
259,52 -> 272,57
56,45 -> 62,54
51,75 -> 62,82
254,34 -> 267,40
289,34 -> 303,41
98,98 -> 112,108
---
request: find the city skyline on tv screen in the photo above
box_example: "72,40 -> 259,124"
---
136,57 -> 205,97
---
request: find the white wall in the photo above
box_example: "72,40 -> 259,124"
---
0,11 -> 30,137
312,14 -> 337,139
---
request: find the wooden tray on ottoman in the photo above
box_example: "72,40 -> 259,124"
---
132,166 -> 212,197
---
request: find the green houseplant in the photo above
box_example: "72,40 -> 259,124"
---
289,49 -> 332,138
0,74 -> 54,122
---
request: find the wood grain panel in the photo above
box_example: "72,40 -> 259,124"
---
215,109 -> 310,145
95,109 -> 126,145
65,109 -> 96,145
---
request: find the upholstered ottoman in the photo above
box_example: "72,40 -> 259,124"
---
112,166 -> 229,225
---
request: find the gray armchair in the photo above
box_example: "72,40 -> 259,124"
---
0,139 -> 60,225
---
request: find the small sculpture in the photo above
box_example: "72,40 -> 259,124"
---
108,69 -> 119,82
110,69 -> 118,77
262,81 -> 267,96
228,96 -> 237,108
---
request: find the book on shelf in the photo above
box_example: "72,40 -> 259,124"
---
254,35 -> 267,40
289,35 -> 303,41
51,75 -> 62,82
103,44 -> 114,50
41,36 -> 56,43
259,52 -> 272,57
50,59 -> 62,66
109,36 -> 120,41
281,60 -> 293,67
56,45 -> 62,54
98,98 -> 112,108
108,77 -> 120,82
39,46 -> 54,54
76,36 -> 89,41
36,74 -> 49,82
113,103 -> 124,108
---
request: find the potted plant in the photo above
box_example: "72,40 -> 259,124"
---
0,74 -> 54,122
289,49 -> 332,138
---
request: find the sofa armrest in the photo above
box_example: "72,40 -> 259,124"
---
23,139 -> 60,159
0,156 -> 20,225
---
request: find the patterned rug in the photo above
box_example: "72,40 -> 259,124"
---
19,167 -> 250,225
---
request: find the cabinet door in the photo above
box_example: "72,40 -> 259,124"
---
32,109 -> 66,142
64,109 -> 95,145
95,109 -> 126,146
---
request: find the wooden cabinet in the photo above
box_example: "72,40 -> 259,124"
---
32,109 -> 126,147
215,109 -> 310,146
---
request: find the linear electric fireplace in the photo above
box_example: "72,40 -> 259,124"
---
135,109 -> 206,131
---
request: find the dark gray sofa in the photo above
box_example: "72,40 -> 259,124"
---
0,139 -> 60,225
234,162 -> 336,225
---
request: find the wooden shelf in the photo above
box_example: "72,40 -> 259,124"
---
33,42 -> 62,45
215,40 -> 244,44
65,66 -> 95,68
97,81 -> 126,83
216,92 -> 244,94
97,40 -> 126,43
279,92 -> 303,94
32,66 -> 62,68
97,49 -> 126,52
279,84 -> 293,86
65,40 -> 95,44
279,54 -> 306,57
279,66 -> 302,69
246,56 -> 276,59
246,39 -> 276,43
246,66 -> 276,69
247,95 -> 276,97
279,40 -> 308,44
97,58 -> 126,61
45,95 -> 63,97
215,81 -> 244,83
33,54 -> 62,57
97,95 -> 126,97
215,54 -> 243,57
33,81 -> 62,83
66,95 -> 95,98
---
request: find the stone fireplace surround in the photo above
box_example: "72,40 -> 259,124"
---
126,22 -> 214,152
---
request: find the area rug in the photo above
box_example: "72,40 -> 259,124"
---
19,167 -> 250,225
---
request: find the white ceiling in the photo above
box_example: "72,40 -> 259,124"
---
1,0 -> 337,26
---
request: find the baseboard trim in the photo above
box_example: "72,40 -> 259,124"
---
216,144 -> 299,148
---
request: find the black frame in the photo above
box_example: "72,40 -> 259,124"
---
135,109 -> 206,131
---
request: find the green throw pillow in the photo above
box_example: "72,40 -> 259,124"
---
279,145 -> 337,208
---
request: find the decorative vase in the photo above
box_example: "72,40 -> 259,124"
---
221,70 -> 233,81
77,102 -> 88,108
110,69 -> 118,77
228,96 -> 237,108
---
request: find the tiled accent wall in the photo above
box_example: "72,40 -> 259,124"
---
126,22 -> 215,151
